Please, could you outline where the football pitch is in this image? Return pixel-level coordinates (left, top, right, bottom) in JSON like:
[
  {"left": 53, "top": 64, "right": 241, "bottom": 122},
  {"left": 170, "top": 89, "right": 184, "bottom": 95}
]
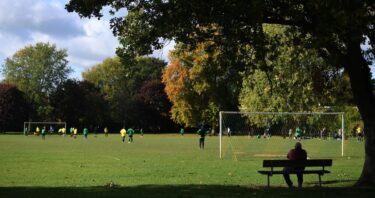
[{"left": 0, "top": 134, "right": 374, "bottom": 197}]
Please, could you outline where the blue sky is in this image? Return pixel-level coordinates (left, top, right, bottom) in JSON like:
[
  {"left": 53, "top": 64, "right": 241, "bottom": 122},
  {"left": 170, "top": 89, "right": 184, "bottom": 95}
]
[
  {"left": 0, "top": 0, "right": 373, "bottom": 80},
  {"left": 0, "top": 0, "right": 173, "bottom": 80}
]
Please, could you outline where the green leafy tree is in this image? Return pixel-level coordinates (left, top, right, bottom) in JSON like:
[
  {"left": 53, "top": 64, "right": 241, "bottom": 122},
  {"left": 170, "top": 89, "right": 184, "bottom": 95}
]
[
  {"left": 66, "top": 0, "right": 375, "bottom": 185},
  {"left": 239, "top": 25, "right": 348, "bottom": 113},
  {"left": 83, "top": 56, "right": 170, "bottom": 130},
  {"left": 82, "top": 57, "right": 124, "bottom": 101},
  {"left": 1, "top": 42, "right": 71, "bottom": 120}
]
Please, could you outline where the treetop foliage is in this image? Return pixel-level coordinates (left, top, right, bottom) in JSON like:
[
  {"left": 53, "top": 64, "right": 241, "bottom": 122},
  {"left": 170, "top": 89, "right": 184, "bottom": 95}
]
[{"left": 1, "top": 42, "right": 71, "bottom": 120}]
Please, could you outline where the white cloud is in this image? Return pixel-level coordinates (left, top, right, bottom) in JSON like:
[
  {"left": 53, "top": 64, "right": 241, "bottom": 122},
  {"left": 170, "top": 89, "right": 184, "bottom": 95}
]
[{"left": 0, "top": 0, "right": 120, "bottom": 80}]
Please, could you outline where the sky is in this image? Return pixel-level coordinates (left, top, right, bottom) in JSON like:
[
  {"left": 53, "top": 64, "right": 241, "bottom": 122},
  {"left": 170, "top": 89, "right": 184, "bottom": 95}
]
[
  {"left": 0, "top": 0, "right": 373, "bottom": 80},
  {"left": 0, "top": 0, "right": 174, "bottom": 80}
]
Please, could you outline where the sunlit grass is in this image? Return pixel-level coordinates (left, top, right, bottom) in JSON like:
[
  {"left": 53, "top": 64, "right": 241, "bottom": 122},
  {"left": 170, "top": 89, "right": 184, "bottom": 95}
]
[{"left": 0, "top": 134, "right": 365, "bottom": 188}]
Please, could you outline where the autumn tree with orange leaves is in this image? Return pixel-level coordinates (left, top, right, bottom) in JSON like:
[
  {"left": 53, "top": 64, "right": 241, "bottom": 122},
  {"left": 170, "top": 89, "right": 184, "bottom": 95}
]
[{"left": 162, "top": 43, "right": 242, "bottom": 129}]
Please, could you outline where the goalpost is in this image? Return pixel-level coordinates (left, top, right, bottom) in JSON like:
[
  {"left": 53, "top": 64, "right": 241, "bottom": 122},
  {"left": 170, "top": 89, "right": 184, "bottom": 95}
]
[
  {"left": 219, "top": 111, "right": 345, "bottom": 159},
  {"left": 24, "top": 121, "right": 67, "bottom": 134}
]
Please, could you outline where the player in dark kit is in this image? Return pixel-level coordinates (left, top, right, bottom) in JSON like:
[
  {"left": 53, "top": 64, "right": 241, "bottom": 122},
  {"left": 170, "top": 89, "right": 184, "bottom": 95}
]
[{"left": 197, "top": 125, "right": 206, "bottom": 149}]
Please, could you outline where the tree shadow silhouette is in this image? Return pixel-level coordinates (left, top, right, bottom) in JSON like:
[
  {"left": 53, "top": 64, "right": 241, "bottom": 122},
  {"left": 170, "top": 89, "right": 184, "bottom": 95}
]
[{"left": 1, "top": 185, "right": 375, "bottom": 198}]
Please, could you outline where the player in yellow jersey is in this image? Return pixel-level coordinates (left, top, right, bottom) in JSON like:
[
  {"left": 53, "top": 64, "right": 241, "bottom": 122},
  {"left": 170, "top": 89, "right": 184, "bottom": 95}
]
[
  {"left": 356, "top": 125, "right": 363, "bottom": 142},
  {"left": 104, "top": 127, "right": 109, "bottom": 137},
  {"left": 35, "top": 126, "right": 40, "bottom": 136},
  {"left": 73, "top": 127, "right": 78, "bottom": 139},
  {"left": 120, "top": 128, "right": 127, "bottom": 143}
]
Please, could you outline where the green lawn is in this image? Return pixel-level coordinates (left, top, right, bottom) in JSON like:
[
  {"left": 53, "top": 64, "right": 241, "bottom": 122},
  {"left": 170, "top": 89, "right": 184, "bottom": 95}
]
[{"left": 0, "top": 133, "right": 373, "bottom": 197}]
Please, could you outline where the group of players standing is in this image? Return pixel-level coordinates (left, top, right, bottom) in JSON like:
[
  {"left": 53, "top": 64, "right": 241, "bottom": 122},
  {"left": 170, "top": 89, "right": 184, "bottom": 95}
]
[
  {"left": 27, "top": 126, "right": 91, "bottom": 140},
  {"left": 26, "top": 124, "right": 208, "bottom": 149}
]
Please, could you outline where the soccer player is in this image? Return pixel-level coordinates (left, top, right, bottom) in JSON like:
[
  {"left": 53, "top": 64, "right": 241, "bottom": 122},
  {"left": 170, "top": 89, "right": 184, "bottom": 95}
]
[
  {"left": 62, "top": 127, "right": 66, "bottom": 137},
  {"left": 295, "top": 127, "right": 303, "bottom": 140},
  {"left": 283, "top": 142, "right": 307, "bottom": 188},
  {"left": 24, "top": 126, "right": 28, "bottom": 136},
  {"left": 120, "top": 127, "right": 127, "bottom": 142},
  {"left": 104, "top": 127, "right": 109, "bottom": 137},
  {"left": 140, "top": 128, "right": 144, "bottom": 137},
  {"left": 70, "top": 127, "right": 74, "bottom": 137},
  {"left": 73, "top": 127, "right": 78, "bottom": 139},
  {"left": 320, "top": 127, "right": 327, "bottom": 140},
  {"left": 49, "top": 125, "right": 54, "bottom": 134},
  {"left": 83, "top": 127, "right": 88, "bottom": 139},
  {"left": 288, "top": 129, "right": 293, "bottom": 139},
  {"left": 197, "top": 125, "right": 206, "bottom": 149},
  {"left": 35, "top": 126, "right": 40, "bottom": 136},
  {"left": 94, "top": 126, "right": 99, "bottom": 137},
  {"left": 41, "top": 126, "right": 46, "bottom": 140},
  {"left": 180, "top": 127, "right": 184, "bottom": 136},
  {"left": 356, "top": 125, "right": 363, "bottom": 141},
  {"left": 127, "top": 127, "right": 135, "bottom": 143}
]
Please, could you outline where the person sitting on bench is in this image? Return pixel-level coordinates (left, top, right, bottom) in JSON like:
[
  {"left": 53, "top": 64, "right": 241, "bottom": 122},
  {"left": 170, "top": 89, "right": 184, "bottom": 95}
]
[{"left": 284, "top": 142, "right": 307, "bottom": 188}]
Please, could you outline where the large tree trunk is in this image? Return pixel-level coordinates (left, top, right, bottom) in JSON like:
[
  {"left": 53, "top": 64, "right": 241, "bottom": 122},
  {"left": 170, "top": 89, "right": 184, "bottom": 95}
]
[{"left": 344, "top": 39, "right": 375, "bottom": 186}]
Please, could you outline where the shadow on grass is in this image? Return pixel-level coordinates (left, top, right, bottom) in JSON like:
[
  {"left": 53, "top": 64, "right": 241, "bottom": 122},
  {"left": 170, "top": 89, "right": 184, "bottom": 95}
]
[{"left": 1, "top": 184, "right": 375, "bottom": 198}]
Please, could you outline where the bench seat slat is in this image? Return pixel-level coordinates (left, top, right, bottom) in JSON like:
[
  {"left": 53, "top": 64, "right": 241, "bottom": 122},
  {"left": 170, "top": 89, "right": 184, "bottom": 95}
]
[
  {"left": 263, "top": 159, "right": 332, "bottom": 167},
  {"left": 258, "top": 170, "right": 330, "bottom": 175}
]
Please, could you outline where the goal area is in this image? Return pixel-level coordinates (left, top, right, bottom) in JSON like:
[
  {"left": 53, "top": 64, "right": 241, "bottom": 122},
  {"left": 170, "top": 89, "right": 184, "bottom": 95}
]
[
  {"left": 219, "top": 111, "right": 345, "bottom": 159},
  {"left": 24, "top": 121, "right": 66, "bottom": 135}
]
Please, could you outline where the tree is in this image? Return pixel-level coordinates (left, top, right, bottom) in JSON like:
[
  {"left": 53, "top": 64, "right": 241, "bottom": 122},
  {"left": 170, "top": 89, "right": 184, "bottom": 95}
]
[
  {"left": 1, "top": 42, "right": 71, "bottom": 120},
  {"left": 134, "top": 79, "right": 176, "bottom": 132},
  {"left": 0, "top": 83, "right": 30, "bottom": 132},
  {"left": 66, "top": 0, "right": 375, "bottom": 185},
  {"left": 83, "top": 56, "right": 171, "bottom": 131},
  {"left": 239, "top": 25, "right": 350, "bottom": 113},
  {"left": 82, "top": 56, "right": 124, "bottom": 102},
  {"left": 162, "top": 42, "right": 241, "bottom": 128},
  {"left": 50, "top": 80, "right": 109, "bottom": 128}
]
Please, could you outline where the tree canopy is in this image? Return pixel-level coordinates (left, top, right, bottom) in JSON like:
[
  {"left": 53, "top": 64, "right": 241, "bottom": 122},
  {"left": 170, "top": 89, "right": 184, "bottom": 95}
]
[
  {"left": 1, "top": 42, "right": 71, "bottom": 120},
  {"left": 162, "top": 42, "right": 241, "bottom": 128},
  {"left": 50, "top": 79, "right": 109, "bottom": 128},
  {"left": 83, "top": 56, "right": 175, "bottom": 131}
]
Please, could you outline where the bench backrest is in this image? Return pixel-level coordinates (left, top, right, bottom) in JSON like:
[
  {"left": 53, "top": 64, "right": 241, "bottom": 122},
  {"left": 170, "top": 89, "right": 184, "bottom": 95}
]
[{"left": 263, "top": 159, "right": 332, "bottom": 168}]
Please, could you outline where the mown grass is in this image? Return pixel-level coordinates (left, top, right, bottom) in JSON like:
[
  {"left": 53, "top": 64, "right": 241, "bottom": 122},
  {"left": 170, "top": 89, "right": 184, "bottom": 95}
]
[{"left": 0, "top": 133, "right": 371, "bottom": 197}]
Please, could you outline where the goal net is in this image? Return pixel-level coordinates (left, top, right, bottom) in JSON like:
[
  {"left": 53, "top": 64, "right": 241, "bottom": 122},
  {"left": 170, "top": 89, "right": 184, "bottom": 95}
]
[
  {"left": 24, "top": 121, "right": 66, "bottom": 135},
  {"left": 219, "top": 111, "right": 345, "bottom": 159}
]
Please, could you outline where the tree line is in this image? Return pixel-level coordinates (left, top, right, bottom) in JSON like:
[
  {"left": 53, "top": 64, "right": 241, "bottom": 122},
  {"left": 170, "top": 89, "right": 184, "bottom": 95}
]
[{"left": 0, "top": 42, "right": 176, "bottom": 133}]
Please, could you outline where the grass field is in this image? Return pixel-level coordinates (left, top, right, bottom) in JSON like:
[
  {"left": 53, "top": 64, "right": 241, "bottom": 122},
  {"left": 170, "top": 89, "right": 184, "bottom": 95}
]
[{"left": 0, "top": 133, "right": 374, "bottom": 197}]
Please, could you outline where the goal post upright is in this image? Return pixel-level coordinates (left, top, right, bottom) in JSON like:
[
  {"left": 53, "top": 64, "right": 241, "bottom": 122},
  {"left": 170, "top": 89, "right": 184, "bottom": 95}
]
[
  {"left": 219, "top": 111, "right": 345, "bottom": 158},
  {"left": 341, "top": 113, "right": 345, "bottom": 157},
  {"left": 219, "top": 111, "right": 223, "bottom": 159}
]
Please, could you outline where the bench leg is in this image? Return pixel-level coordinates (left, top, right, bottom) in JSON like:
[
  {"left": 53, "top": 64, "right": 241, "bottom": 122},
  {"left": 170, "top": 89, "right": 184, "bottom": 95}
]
[
  {"left": 267, "top": 175, "right": 270, "bottom": 187},
  {"left": 318, "top": 174, "right": 322, "bottom": 187}
]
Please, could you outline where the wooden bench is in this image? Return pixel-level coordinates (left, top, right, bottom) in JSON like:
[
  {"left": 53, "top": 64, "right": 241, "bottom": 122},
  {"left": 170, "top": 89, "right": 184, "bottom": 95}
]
[{"left": 258, "top": 159, "right": 332, "bottom": 187}]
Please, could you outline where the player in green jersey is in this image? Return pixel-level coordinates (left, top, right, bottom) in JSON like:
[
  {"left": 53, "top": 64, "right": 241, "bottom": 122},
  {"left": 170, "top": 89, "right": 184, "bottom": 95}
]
[
  {"left": 127, "top": 128, "right": 135, "bottom": 143},
  {"left": 83, "top": 127, "right": 88, "bottom": 139}
]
